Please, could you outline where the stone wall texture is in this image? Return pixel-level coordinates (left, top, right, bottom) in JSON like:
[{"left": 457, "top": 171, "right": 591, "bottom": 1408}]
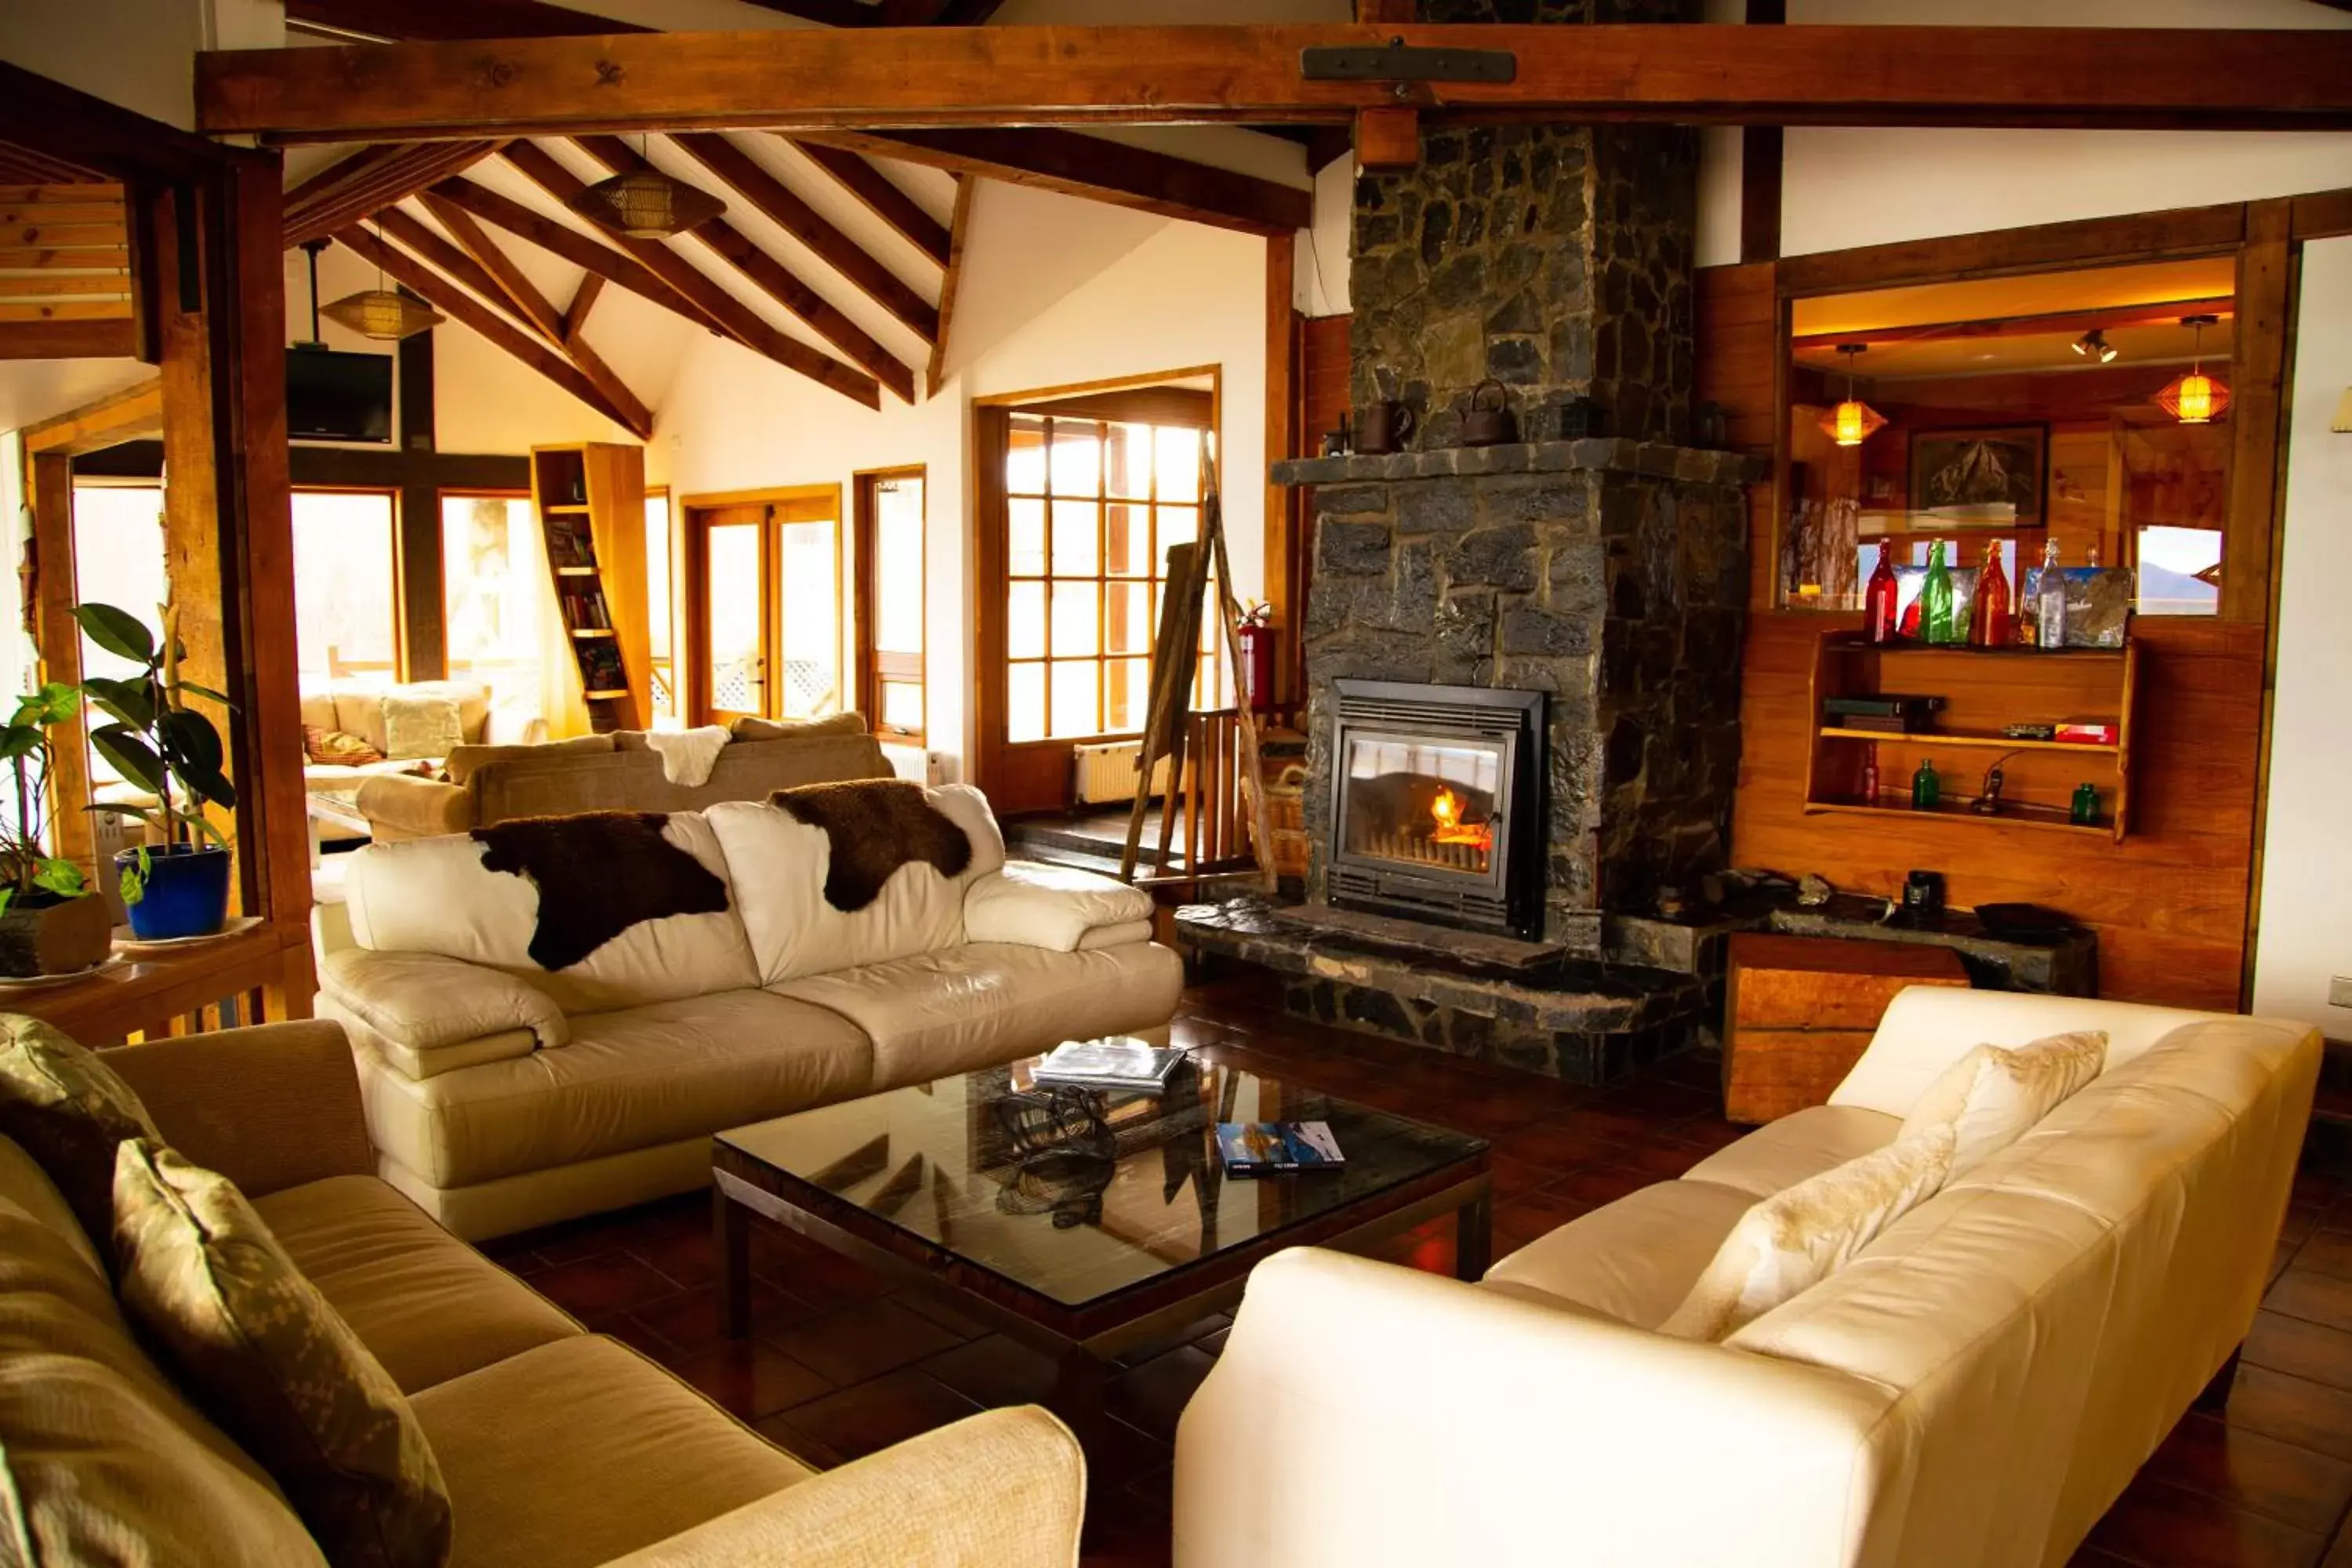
[
  {"left": 1348, "top": 3, "right": 1698, "bottom": 449},
  {"left": 1292, "top": 443, "right": 1750, "bottom": 946}
]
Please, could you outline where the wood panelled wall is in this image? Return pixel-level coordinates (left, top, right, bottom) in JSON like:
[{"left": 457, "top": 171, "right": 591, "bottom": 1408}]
[{"left": 1697, "top": 255, "right": 2268, "bottom": 1011}]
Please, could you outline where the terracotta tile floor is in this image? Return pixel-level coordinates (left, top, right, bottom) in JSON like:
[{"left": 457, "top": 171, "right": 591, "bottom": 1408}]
[{"left": 480, "top": 969, "right": 2352, "bottom": 1566}]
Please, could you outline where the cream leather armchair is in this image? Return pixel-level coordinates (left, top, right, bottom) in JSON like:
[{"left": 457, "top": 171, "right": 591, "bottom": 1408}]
[{"left": 1174, "top": 989, "right": 2322, "bottom": 1568}]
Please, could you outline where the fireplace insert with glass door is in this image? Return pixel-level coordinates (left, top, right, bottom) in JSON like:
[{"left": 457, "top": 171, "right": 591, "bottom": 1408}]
[{"left": 1324, "top": 680, "right": 1546, "bottom": 939}]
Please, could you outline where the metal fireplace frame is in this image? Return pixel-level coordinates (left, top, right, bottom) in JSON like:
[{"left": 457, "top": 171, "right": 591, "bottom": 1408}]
[{"left": 1324, "top": 678, "right": 1547, "bottom": 940}]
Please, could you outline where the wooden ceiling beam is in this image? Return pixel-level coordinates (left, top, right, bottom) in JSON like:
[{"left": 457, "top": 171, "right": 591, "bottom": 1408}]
[
  {"left": 368, "top": 206, "right": 530, "bottom": 328},
  {"left": 425, "top": 173, "right": 719, "bottom": 333},
  {"left": 415, "top": 190, "right": 653, "bottom": 435},
  {"left": 1791, "top": 296, "right": 2239, "bottom": 354},
  {"left": 0, "top": 317, "right": 136, "bottom": 358},
  {"left": 284, "top": 0, "right": 652, "bottom": 41},
  {"left": 669, "top": 132, "right": 938, "bottom": 340},
  {"left": 571, "top": 136, "right": 913, "bottom": 401},
  {"left": 334, "top": 220, "right": 646, "bottom": 435},
  {"left": 562, "top": 271, "right": 604, "bottom": 339},
  {"left": 926, "top": 175, "right": 971, "bottom": 400},
  {"left": 802, "top": 127, "right": 1310, "bottom": 236},
  {"left": 284, "top": 140, "right": 499, "bottom": 246},
  {"left": 197, "top": 24, "right": 2352, "bottom": 143},
  {"left": 789, "top": 140, "right": 950, "bottom": 264},
  {"left": 503, "top": 140, "right": 880, "bottom": 408}
]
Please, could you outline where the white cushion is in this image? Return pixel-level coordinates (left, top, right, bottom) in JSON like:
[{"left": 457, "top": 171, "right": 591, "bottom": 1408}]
[
  {"left": 706, "top": 783, "right": 1007, "bottom": 987},
  {"left": 1896, "top": 1030, "right": 2107, "bottom": 1178},
  {"left": 342, "top": 814, "right": 760, "bottom": 1012},
  {"left": 1679, "top": 1105, "right": 1902, "bottom": 1201},
  {"left": 1660, "top": 1126, "right": 1958, "bottom": 1342},
  {"left": 962, "top": 861, "right": 1156, "bottom": 952},
  {"left": 772, "top": 939, "right": 1184, "bottom": 1091},
  {"left": 1831, "top": 988, "right": 2216, "bottom": 1118}
]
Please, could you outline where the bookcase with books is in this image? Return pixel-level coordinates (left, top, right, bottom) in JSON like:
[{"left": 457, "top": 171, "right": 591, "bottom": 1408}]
[
  {"left": 531, "top": 442, "right": 652, "bottom": 734},
  {"left": 1802, "top": 629, "right": 2138, "bottom": 843}
]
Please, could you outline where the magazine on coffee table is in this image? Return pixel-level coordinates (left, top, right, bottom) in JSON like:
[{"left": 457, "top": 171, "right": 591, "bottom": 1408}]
[
  {"left": 1033, "top": 1037, "right": 1189, "bottom": 1093},
  {"left": 1216, "top": 1120, "right": 1347, "bottom": 1177}
]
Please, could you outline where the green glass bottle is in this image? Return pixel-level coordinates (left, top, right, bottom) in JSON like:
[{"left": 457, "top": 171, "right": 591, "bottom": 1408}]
[
  {"left": 1921, "top": 539, "right": 1956, "bottom": 645},
  {"left": 1911, "top": 757, "right": 1940, "bottom": 809}
]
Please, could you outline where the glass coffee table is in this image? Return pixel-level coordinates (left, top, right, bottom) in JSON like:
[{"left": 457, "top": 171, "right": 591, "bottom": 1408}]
[{"left": 713, "top": 1053, "right": 1488, "bottom": 1439}]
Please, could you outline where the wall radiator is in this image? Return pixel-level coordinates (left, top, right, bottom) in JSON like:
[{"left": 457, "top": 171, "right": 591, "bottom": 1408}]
[{"left": 1073, "top": 740, "right": 1173, "bottom": 805}]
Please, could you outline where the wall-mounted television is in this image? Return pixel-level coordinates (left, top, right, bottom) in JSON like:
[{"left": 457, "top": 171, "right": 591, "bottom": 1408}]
[{"left": 287, "top": 345, "right": 394, "bottom": 444}]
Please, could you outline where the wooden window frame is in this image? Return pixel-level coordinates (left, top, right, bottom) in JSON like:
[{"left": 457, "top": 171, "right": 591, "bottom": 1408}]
[
  {"left": 643, "top": 484, "right": 680, "bottom": 725},
  {"left": 680, "top": 483, "right": 844, "bottom": 727},
  {"left": 853, "top": 465, "right": 927, "bottom": 746}
]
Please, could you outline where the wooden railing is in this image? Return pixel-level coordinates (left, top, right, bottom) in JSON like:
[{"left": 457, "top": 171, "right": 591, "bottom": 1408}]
[{"left": 1152, "top": 707, "right": 1255, "bottom": 878}]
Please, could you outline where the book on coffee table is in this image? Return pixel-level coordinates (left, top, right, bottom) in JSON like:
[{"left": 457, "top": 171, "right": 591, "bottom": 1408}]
[
  {"left": 1217, "top": 1120, "right": 1347, "bottom": 1177},
  {"left": 1033, "top": 1037, "right": 1189, "bottom": 1093}
]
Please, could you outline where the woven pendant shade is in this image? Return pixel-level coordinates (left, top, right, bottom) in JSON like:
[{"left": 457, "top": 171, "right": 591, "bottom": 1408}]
[
  {"left": 566, "top": 168, "right": 724, "bottom": 239},
  {"left": 320, "top": 288, "right": 442, "bottom": 342}
]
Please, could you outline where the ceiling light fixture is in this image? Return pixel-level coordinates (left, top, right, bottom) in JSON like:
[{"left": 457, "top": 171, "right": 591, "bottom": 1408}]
[
  {"left": 2154, "top": 314, "right": 2230, "bottom": 426},
  {"left": 2071, "top": 328, "right": 2118, "bottom": 364},
  {"left": 1817, "top": 343, "right": 1886, "bottom": 448},
  {"left": 320, "top": 222, "right": 444, "bottom": 342},
  {"left": 564, "top": 136, "right": 724, "bottom": 240}
]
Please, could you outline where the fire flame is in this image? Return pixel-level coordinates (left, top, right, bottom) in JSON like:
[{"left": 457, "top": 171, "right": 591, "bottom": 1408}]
[{"left": 1428, "top": 787, "right": 1493, "bottom": 851}]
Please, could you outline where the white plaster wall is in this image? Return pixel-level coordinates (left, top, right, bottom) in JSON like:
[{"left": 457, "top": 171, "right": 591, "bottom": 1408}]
[
  {"left": 2252, "top": 238, "right": 2352, "bottom": 1036},
  {"left": 658, "top": 180, "right": 1272, "bottom": 779}
]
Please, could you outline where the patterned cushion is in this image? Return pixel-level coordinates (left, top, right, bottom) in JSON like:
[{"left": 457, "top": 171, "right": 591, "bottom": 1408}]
[
  {"left": 380, "top": 695, "right": 463, "bottom": 764},
  {"left": 111, "top": 1139, "right": 452, "bottom": 1568},
  {"left": 307, "top": 725, "right": 388, "bottom": 767},
  {"left": 0, "top": 1013, "right": 158, "bottom": 1255}
]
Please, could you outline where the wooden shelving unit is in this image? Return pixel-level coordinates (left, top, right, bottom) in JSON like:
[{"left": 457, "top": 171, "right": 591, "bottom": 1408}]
[
  {"left": 530, "top": 442, "right": 652, "bottom": 734},
  {"left": 1802, "top": 630, "right": 2139, "bottom": 843}
]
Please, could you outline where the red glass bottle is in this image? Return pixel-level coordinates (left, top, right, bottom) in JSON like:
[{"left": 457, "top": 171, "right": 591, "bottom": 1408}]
[
  {"left": 1969, "top": 542, "right": 2013, "bottom": 648},
  {"left": 1864, "top": 539, "right": 1900, "bottom": 644}
]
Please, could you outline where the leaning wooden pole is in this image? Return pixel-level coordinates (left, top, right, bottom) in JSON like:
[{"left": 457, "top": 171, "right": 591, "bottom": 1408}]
[{"left": 1200, "top": 452, "right": 1279, "bottom": 894}]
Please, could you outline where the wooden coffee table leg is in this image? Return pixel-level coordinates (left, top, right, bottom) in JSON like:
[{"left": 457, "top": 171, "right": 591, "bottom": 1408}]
[
  {"left": 1455, "top": 1185, "right": 1493, "bottom": 1282},
  {"left": 716, "top": 1185, "right": 752, "bottom": 1338}
]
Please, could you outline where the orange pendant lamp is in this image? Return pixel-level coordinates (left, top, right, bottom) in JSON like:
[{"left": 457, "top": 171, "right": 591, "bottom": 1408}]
[
  {"left": 1817, "top": 343, "right": 1886, "bottom": 448},
  {"left": 2156, "top": 314, "right": 2230, "bottom": 426}
]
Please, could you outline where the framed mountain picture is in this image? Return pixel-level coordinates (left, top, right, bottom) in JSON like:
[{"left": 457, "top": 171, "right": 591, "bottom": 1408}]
[{"left": 1908, "top": 425, "right": 2048, "bottom": 528}]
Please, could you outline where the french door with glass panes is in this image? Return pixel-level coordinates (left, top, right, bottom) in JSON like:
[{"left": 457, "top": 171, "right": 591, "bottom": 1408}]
[
  {"left": 684, "top": 486, "right": 842, "bottom": 727},
  {"left": 975, "top": 401, "right": 1226, "bottom": 811}
]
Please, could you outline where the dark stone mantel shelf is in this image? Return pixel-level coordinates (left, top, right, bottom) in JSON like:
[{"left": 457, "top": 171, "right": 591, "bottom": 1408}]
[{"left": 1270, "top": 438, "right": 1765, "bottom": 492}]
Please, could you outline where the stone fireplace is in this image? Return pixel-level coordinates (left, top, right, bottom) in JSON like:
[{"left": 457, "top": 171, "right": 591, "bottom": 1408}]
[{"left": 1176, "top": 0, "right": 1765, "bottom": 1082}]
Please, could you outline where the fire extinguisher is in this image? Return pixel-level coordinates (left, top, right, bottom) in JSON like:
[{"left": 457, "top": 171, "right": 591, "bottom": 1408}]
[{"left": 1235, "top": 603, "right": 1276, "bottom": 713}]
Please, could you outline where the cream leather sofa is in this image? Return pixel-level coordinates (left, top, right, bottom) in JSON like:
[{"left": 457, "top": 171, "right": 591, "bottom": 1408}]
[
  {"left": 1174, "top": 989, "right": 2322, "bottom": 1568},
  {"left": 0, "top": 1021, "right": 1083, "bottom": 1567},
  {"left": 312, "top": 783, "right": 1184, "bottom": 1240}
]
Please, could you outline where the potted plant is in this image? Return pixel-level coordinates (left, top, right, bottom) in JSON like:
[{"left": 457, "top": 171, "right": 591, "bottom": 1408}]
[
  {"left": 75, "top": 601, "right": 238, "bottom": 941},
  {"left": 0, "top": 683, "right": 107, "bottom": 977}
]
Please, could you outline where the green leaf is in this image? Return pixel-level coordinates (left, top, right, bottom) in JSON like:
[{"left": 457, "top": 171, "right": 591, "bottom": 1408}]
[
  {"left": 31, "top": 860, "right": 85, "bottom": 898},
  {"left": 79, "top": 677, "right": 155, "bottom": 731},
  {"left": 118, "top": 866, "right": 143, "bottom": 907},
  {"left": 160, "top": 709, "right": 225, "bottom": 780},
  {"left": 0, "top": 726, "right": 43, "bottom": 761},
  {"left": 74, "top": 604, "right": 156, "bottom": 666},
  {"left": 85, "top": 803, "right": 162, "bottom": 833},
  {"left": 178, "top": 812, "right": 230, "bottom": 850},
  {"left": 0, "top": 887, "right": 13, "bottom": 918},
  {"left": 88, "top": 725, "right": 165, "bottom": 796},
  {"left": 28, "top": 683, "right": 81, "bottom": 726},
  {"left": 176, "top": 682, "right": 235, "bottom": 709}
]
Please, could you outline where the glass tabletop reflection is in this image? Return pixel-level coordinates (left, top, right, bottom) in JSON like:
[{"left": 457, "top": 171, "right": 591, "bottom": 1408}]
[{"left": 718, "top": 1055, "right": 1486, "bottom": 1311}]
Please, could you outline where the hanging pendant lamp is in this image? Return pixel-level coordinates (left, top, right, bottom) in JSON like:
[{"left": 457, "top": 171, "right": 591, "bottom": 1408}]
[
  {"left": 2155, "top": 314, "right": 2230, "bottom": 426},
  {"left": 565, "top": 136, "right": 724, "bottom": 239},
  {"left": 1817, "top": 343, "right": 1886, "bottom": 448},
  {"left": 321, "top": 222, "right": 443, "bottom": 342}
]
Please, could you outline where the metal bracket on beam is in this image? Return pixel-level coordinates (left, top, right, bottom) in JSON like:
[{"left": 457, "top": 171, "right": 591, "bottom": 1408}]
[{"left": 1301, "top": 40, "right": 1517, "bottom": 84}]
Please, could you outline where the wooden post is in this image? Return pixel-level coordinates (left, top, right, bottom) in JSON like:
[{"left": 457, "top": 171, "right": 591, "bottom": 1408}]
[
  {"left": 1263, "top": 232, "right": 1298, "bottom": 707},
  {"left": 21, "top": 448, "right": 93, "bottom": 875}
]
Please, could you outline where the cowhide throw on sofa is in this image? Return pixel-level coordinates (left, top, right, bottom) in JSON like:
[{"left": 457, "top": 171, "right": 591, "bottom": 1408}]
[
  {"left": 771, "top": 779, "right": 972, "bottom": 913},
  {"left": 473, "top": 812, "right": 730, "bottom": 970}
]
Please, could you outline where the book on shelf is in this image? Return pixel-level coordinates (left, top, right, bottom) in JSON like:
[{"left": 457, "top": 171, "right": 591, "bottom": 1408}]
[
  {"left": 1033, "top": 1037, "right": 1189, "bottom": 1093},
  {"left": 544, "top": 517, "right": 596, "bottom": 568},
  {"left": 564, "top": 588, "right": 612, "bottom": 630},
  {"left": 1217, "top": 1121, "right": 1345, "bottom": 1177},
  {"left": 575, "top": 640, "right": 626, "bottom": 693}
]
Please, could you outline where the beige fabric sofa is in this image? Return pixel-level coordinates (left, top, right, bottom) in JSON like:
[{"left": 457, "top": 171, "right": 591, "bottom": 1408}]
[
  {"left": 356, "top": 713, "right": 891, "bottom": 842},
  {"left": 1174, "top": 988, "right": 2322, "bottom": 1568},
  {"left": 314, "top": 782, "right": 1184, "bottom": 1240},
  {"left": 300, "top": 679, "right": 539, "bottom": 807},
  {"left": 0, "top": 1020, "right": 1083, "bottom": 1567}
]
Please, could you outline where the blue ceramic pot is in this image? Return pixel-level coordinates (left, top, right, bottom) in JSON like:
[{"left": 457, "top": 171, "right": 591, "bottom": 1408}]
[{"left": 116, "top": 844, "right": 232, "bottom": 941}]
